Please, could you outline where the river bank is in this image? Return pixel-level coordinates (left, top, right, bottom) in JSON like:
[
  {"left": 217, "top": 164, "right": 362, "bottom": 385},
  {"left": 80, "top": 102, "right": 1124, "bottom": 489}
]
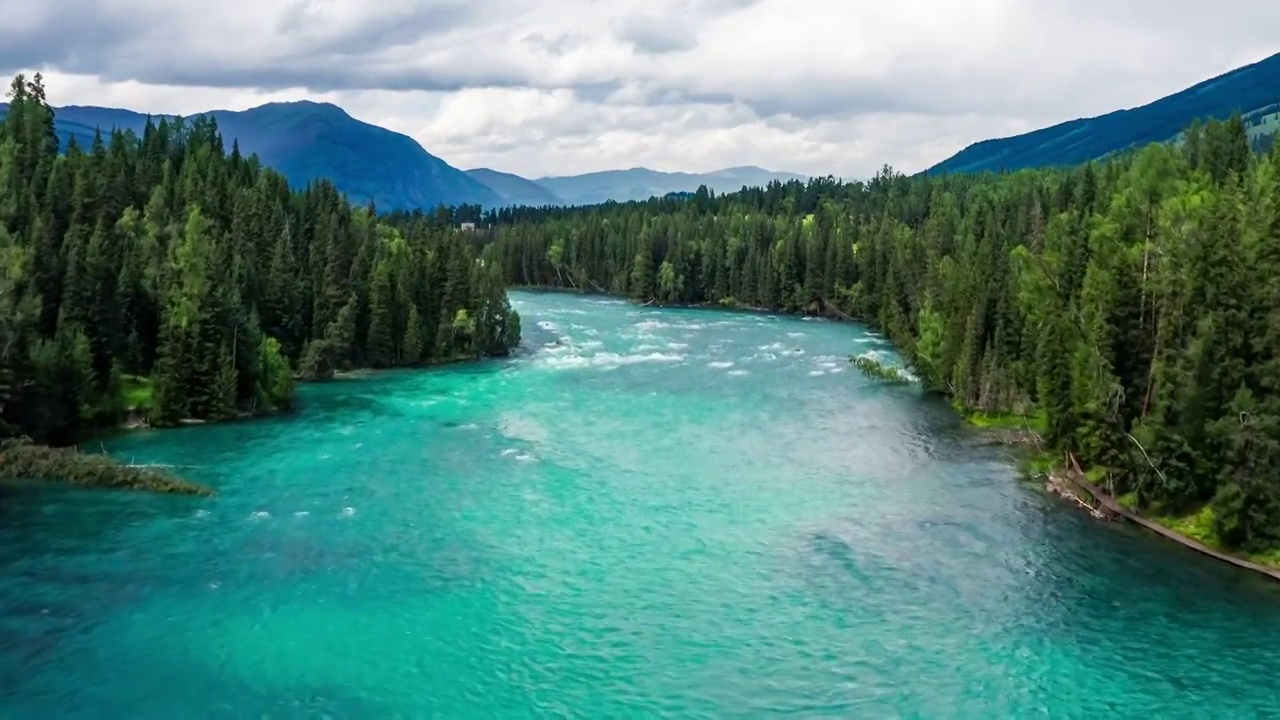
[
  {"left": 931, "top": 397, "right": 1280, "bottom": 582},
  {"left": 1067, "top": 467, "right": 1280, "bottom": 581},
  {"left": 1023, "top": 449, "right": 1280, "bottom": 581}
]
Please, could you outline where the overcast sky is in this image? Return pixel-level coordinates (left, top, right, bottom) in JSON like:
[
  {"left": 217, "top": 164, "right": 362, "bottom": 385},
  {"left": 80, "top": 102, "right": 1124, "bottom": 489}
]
[{"left": 2, "top": 0, "right": 1277, "bottom": 178}]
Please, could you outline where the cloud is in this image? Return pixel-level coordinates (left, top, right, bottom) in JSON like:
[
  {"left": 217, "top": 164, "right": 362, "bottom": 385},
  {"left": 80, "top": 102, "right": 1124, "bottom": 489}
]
[
  {"left": 2, "top": 0, "right": 1278, "bottom": 179},
  {"left": 614, "top": 15, "right": 699, "bottom": 55},
  {"left": 275, "top": 0, "right": 478, "bottom": 55}
]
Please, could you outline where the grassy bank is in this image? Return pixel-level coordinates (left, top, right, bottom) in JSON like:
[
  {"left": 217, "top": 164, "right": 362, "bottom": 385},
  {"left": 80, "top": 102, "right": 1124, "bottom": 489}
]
[
  {"left": 120, "top": 374, "right": 154, "bottom": 414},
  {"left": 960, "top": 407, "right": 1049, "bottom": 435}
]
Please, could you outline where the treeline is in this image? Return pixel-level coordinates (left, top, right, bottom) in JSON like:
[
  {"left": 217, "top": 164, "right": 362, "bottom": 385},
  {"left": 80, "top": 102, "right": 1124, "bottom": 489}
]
[
  {"left": 486, "top": 116, "right": 1280, "bottom": 553},
  {"left": 0, "top": 74, "right": 519, "bottom": 444}
]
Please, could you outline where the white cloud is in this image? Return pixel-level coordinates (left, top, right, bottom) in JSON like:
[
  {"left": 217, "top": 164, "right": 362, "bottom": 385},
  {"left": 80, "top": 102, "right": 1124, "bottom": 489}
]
[{"left": 4, "top": 0, "right": 1278, "bottom": 178}]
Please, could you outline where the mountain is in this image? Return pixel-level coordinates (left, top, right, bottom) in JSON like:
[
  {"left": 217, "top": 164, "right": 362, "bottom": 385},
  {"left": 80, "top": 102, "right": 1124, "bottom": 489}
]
[
  {"left": 6, "top": 98, "right": 809, "bottom": 209},
  {"left": 930, "top": 52, "right": 1280, "bottom": 174},
  {"left": 1, "top": 101, "right": 502, "bottom": 211},
  {"left": 533, "top": 165, "right": 810, "bottom": 206},
  {"left": 466, "top": 168, "right": 564, "bottom": 207}
]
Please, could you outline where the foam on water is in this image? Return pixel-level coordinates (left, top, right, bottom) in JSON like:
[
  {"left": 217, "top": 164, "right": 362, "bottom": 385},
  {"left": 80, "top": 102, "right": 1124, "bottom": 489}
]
[{"left": 539, "top": 351, "right": 686, "bottom": 370}]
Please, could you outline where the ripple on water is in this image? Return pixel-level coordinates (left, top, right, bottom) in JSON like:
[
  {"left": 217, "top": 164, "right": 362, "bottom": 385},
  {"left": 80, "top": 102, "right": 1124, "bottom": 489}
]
[{"left": 3, "top": 291, "right": 1280, "bottom": 717}]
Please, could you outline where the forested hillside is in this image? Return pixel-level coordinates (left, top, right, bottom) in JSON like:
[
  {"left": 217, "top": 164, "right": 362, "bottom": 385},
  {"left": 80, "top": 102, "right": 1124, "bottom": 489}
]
[
  {"left": 930, "top": 52, "right": 1280, "bottom": 174},
  {"left": 487, "top": 116, "right": 1280, "bottom": 555},
  {"left": 0, "top": 74, "right": 520, "bottom": 445}
]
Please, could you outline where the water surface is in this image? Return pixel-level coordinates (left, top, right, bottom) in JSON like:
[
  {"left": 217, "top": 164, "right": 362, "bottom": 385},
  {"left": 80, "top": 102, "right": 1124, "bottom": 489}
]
[{"left": 4, "top": 291, "right": 1280, "bottom": 718}]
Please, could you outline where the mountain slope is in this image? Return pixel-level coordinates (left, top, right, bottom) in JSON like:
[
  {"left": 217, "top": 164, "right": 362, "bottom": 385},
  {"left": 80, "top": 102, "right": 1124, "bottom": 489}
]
[
  {"left": 930, "top": 52, "right": 1280, "bottom": 174},
  {"left": 210, "top": 102, "right": 501, "bottom": 210},
  {"left": 534, "top": 165, "right": 809, "bottom": 206},
  {"left": 1, "top": 101, "right": 501, "bottom": 211},
  {"left": 466, "top": 168, "right": 564, "bottom": 207}
]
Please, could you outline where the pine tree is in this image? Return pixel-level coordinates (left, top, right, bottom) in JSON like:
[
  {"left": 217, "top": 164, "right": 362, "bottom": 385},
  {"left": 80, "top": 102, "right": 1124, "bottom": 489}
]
[
  {"left": 366, "top": 260, "right": 396, "bottom": 367},
  {"left": 402, "top": 305, "right": 424, "bottom": 365}
]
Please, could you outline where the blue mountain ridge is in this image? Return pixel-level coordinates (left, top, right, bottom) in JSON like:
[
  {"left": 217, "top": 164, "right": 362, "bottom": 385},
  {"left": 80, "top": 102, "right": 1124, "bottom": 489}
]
[
  {"left": 930, "top": 51, "right": 1280, "bottom": 174},
  {"left": 0, "top": 101, "right": 502, "bottom": 211},
  {"left": 464, "top": 168, "right": 564, "bottom": 207}
]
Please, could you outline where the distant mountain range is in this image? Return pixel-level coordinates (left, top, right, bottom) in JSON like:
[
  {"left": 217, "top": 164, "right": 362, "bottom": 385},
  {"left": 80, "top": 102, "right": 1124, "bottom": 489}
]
[
  {"left": 464, "top": 168, "right": 563, "bottom": 207},
  {"left": 467, "top": 165, "right": 808, "bottom": 207},
  {"left": 0, "top": 100, "right": 807, "bottom": 210},
  {"left": 930, "top": 52, "right": 1280, "bottom": 174},
  {"left": 522, "top": 166, "right": 810, "bottom": 206}
]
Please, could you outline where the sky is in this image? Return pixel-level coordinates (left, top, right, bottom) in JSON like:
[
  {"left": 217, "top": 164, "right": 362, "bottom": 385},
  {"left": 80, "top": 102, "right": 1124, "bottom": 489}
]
[{"left": 2, "top": 0, "right": 1278, "bottom": 179}]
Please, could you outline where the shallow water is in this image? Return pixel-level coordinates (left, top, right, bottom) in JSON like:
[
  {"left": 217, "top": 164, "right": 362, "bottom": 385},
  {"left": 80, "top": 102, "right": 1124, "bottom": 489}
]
[{"left": 4, "top": 291, "right": 1280, "bottom": 718}]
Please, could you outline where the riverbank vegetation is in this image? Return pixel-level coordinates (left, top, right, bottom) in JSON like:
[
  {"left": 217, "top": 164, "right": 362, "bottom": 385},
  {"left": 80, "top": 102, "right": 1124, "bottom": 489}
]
[
  {"left": 0, "top": 74, "right": 520, "bottom": 451},
  {"left": 483, "top": 115, "right": 1280, "bottom": 559},
  {"left": 849, "top": 355, "right": 914, "bottom": 384}
]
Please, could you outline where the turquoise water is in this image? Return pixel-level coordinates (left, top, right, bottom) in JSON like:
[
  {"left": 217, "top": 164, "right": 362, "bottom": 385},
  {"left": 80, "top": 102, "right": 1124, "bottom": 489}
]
[{"left": 4, "top": 291, "right": 1280, "bottom": 718}]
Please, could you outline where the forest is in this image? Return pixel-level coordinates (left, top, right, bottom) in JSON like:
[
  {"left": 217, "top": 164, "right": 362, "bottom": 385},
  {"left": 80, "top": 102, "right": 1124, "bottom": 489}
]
[
  {"left": 0, "top": 74, "right": 520, "bottom": 446},
  {"left": 484, "top": 115, "right": 1280, "bottom": 556}
]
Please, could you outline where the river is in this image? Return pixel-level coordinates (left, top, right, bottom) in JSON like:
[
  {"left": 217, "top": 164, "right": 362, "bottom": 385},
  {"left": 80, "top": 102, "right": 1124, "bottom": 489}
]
[{"left": 3, "top": 291, "right": 1280, "bottom": 717}]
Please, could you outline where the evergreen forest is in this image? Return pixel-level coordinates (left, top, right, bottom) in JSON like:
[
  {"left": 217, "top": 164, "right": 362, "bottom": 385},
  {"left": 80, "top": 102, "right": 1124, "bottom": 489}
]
[
  {"left": 486, "top": 115, "right": 1280, "bottom": 555},
  {"left": 0, "top": 74, "right": 520, "bottom": 446}
]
